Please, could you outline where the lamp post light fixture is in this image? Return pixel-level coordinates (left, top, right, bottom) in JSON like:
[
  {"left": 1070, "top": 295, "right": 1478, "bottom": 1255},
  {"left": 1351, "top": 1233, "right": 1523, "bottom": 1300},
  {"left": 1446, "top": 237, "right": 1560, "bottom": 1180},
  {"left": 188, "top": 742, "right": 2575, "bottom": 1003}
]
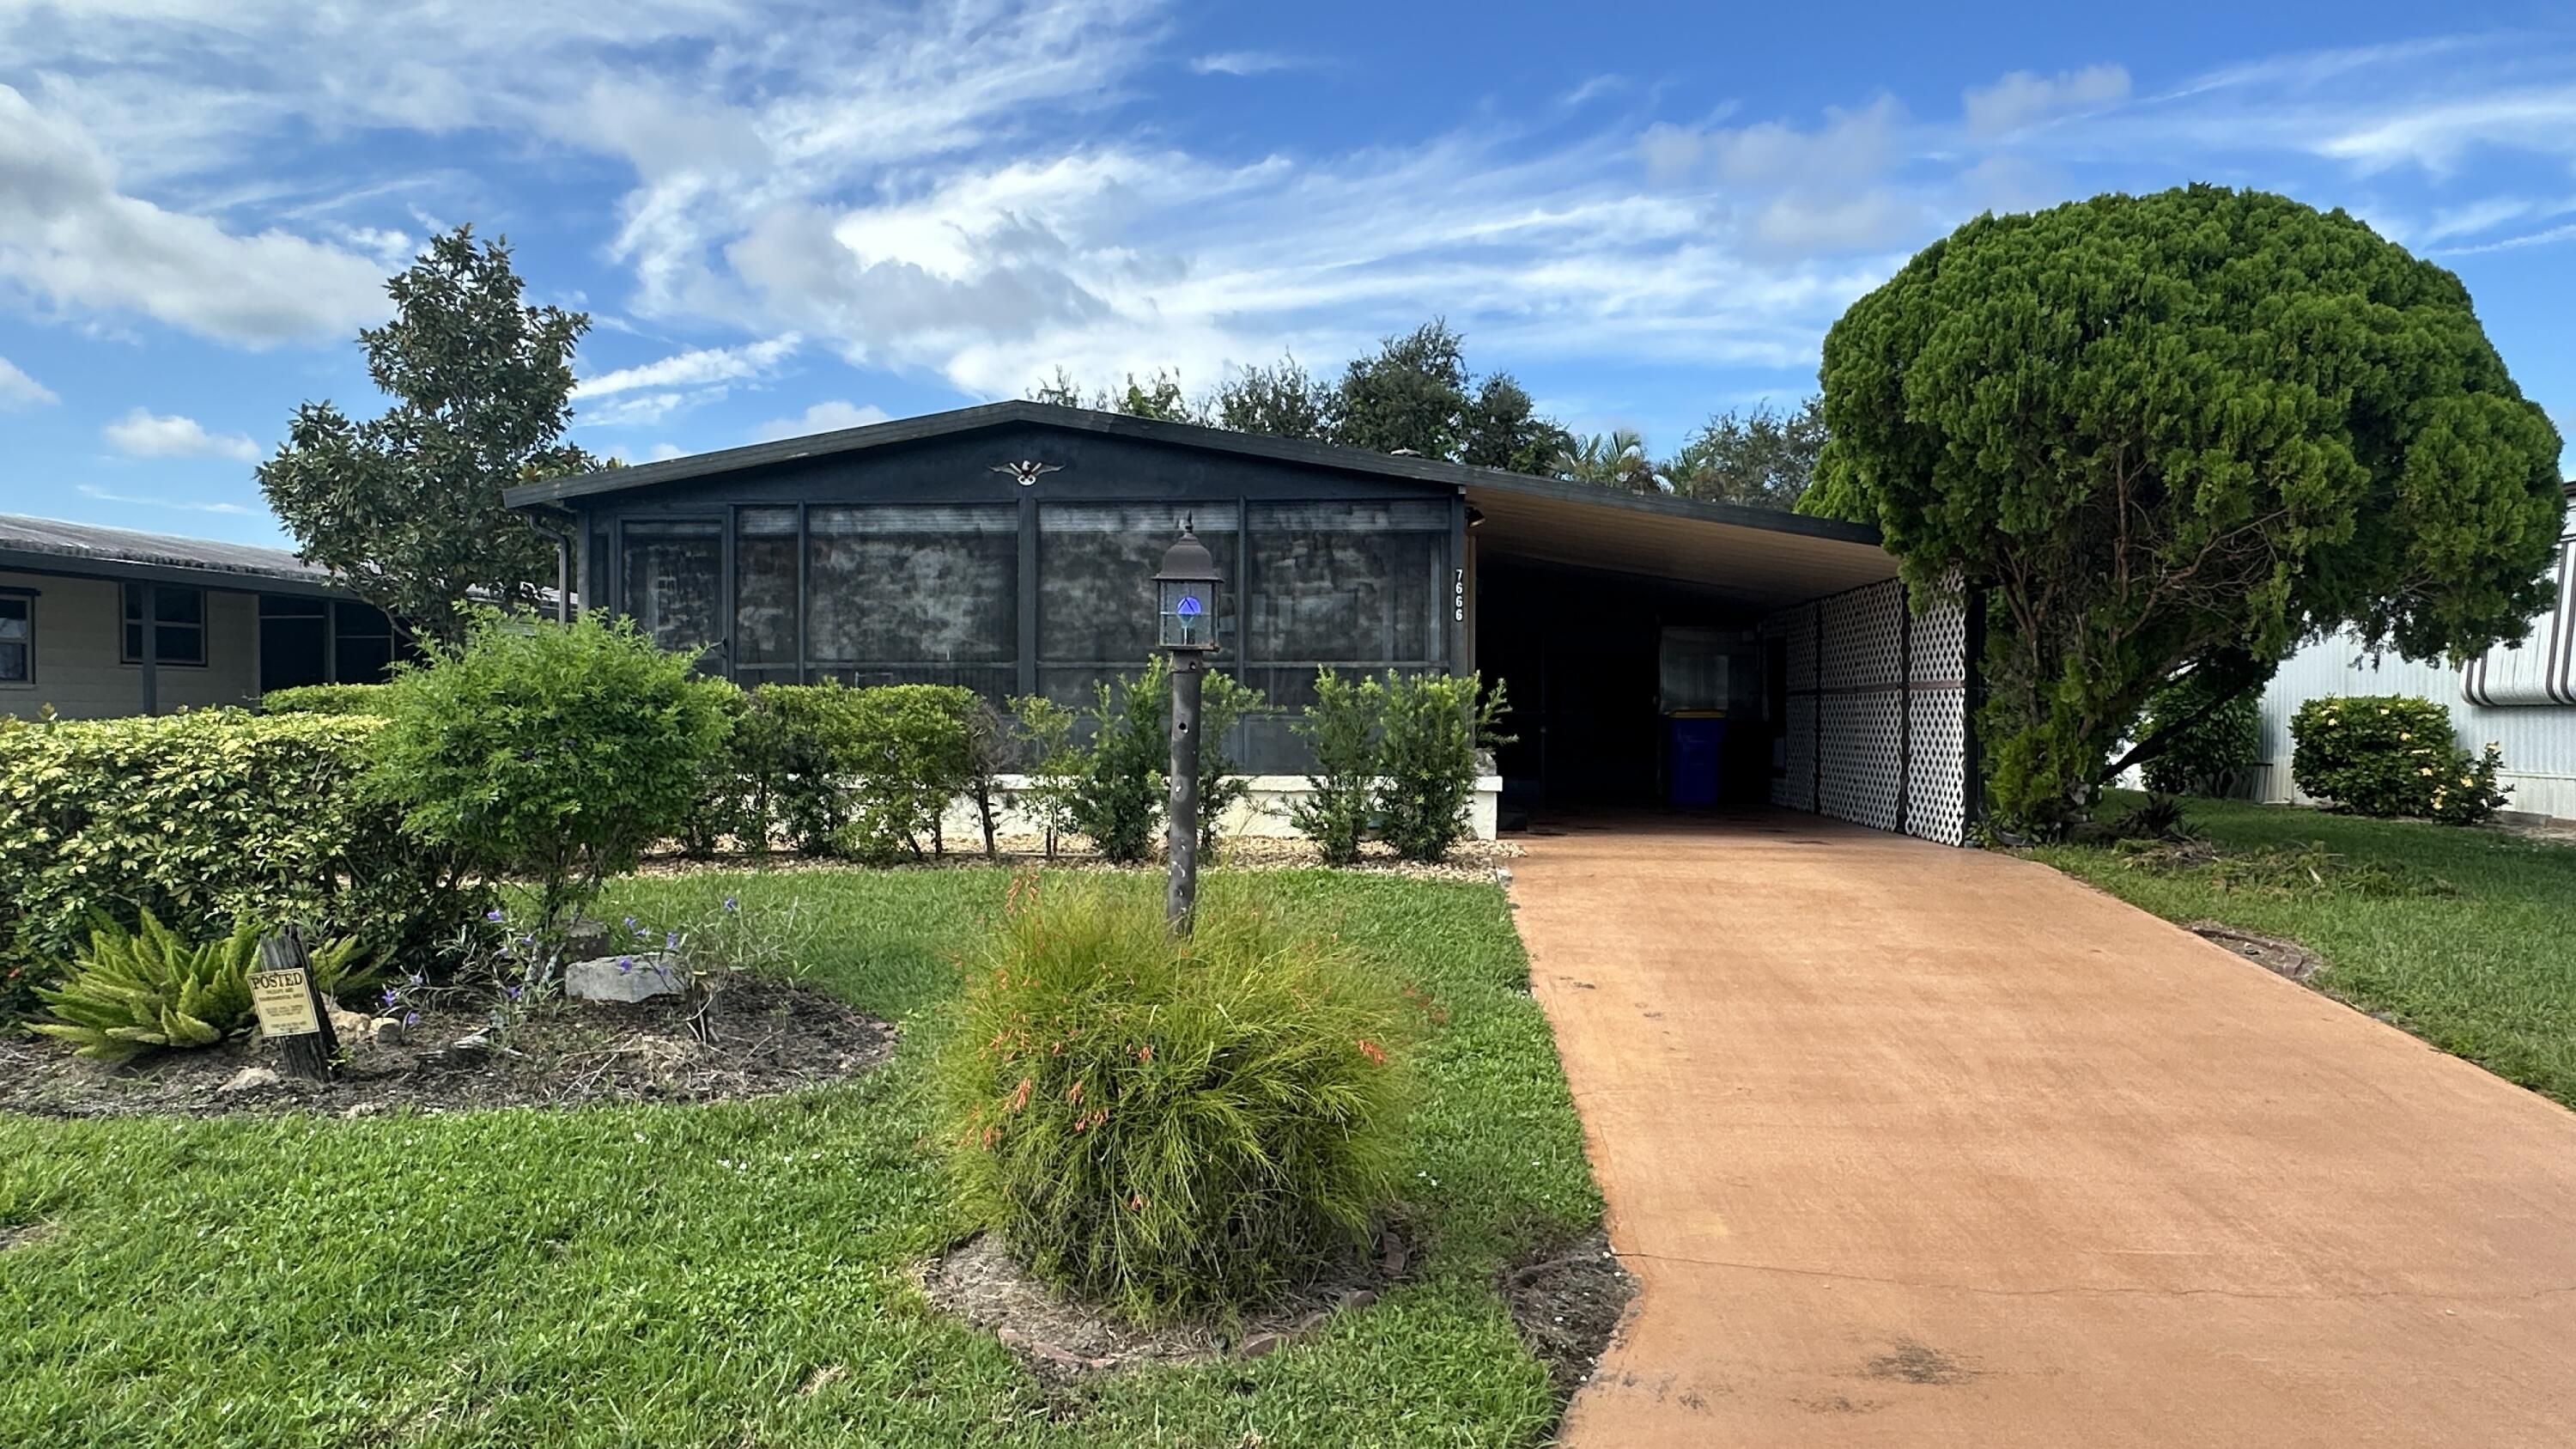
[{"left": 1155, "top": 521, "right": 1224, "bottom": 933}]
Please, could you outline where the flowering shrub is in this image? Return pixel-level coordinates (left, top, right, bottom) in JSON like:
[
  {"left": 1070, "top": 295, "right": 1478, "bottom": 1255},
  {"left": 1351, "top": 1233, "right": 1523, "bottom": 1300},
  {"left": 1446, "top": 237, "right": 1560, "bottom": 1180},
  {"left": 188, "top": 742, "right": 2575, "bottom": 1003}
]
[
  {"left": 0, "top": 709, "right": 482, "bottom": 1021},
  {"left": 934, "top": 876, "right": 1411, "bottom": 1321},
  {"left": 2290, "top": 695, "right": 2511, "bottom": 825}
]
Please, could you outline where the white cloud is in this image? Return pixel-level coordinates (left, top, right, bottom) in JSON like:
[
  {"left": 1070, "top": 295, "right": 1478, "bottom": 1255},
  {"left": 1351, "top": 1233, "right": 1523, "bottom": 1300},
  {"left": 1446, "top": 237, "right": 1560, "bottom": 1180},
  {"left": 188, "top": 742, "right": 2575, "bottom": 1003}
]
[
  {"left": 2316, "top": 88, "right": 2576, "bottom": 174},
  {"left": 0, "top": 355, "right": 57, "bottom": 407},
  {"left": 75, "top": 482, "right": 256, "bottom": 515},
  {"left": 1962, "top": 64, "right": 2131, "bottom": 137},
  {"left": 645, "top": 441, "right": 689, "bottom": 461},
  {"left": 1190, "top": 51, "right": 1303, "bottom": 77},
  {"left": 0, "top": 84, "right": 386, "bottom": 346},
  {"left": 579, "top": 334, "right": 800, "bottom": 399},
  {"left": 102, "top": 407, "right": 261, "bottom": 462},
  {"left": 1647, "top": 95, "right": 1906, "bottom": 187},
  {"left": 750, "top": 399, "right": 889, "bottom": 441}
]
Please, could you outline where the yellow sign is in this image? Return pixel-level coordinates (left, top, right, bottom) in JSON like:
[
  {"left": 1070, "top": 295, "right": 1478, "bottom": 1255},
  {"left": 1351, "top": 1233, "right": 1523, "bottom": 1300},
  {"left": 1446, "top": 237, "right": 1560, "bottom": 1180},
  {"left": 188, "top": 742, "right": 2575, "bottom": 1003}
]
[{"left": 248, "top": 968, "right": 322, "bottom": 1038}]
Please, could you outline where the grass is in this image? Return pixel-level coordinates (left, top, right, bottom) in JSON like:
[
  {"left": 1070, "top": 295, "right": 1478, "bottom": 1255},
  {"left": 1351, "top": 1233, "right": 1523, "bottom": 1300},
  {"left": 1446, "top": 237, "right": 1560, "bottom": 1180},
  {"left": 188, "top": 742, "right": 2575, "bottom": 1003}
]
[
  {"left": 2028, "top": 791, "right": 2576, "bottom": 1108},
  {"left": 0, "top": 868, "right": 1601, "bottom": 1448}
]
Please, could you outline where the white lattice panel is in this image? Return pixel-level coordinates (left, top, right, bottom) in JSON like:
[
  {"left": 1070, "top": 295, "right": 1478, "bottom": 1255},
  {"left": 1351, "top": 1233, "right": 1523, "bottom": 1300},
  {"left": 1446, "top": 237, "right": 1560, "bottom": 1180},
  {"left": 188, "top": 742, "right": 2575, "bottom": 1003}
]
[
  {"left": 1906, "top": 687, "right": 1969, "bottom": 845},
  {"left": 1777, "top": 696, "right": 1816, "bottom": 811},
  {"left": 1821, "top": 581, "right": 1905, "bottom": 690},
  {"left": 1910, "top": 594, "right": 1970, "bottom": 687},
  {"left": 1818, "top": 689, "right": 1905, "bottom": 830},
  {"left": 1781, "top": 604, "right": 1818, "bottom": 691}
]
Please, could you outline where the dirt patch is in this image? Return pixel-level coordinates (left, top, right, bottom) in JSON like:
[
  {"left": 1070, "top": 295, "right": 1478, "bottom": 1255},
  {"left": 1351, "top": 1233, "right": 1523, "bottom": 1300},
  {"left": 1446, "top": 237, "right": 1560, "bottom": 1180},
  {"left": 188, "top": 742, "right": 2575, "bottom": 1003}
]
[
  {"left": 0, "top": 975, "right": 892, "bottom": 1119},
  {"left": 1862, "top": 1336, "right": 1977, "bottom": 1387},
  {"left": 1502, "top": 1231, "right": 1637, "bottom": 1399},
  {"left": 919, "top": 1227, "right": 1411, "bottom": 1379},
  {"left": 2186, "top": 922, "right": 2325, "bottom": 983},
  {"left": 0, "top": 1221, "right": 53, "bottom": 1251}
]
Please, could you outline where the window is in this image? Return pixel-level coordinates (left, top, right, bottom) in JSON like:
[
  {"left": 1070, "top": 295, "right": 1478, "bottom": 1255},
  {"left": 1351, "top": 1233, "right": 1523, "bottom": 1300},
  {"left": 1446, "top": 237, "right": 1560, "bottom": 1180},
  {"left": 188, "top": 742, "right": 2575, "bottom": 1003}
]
[
  {"left": 0, "top": 595, "right": 28, "bottom": 684},
  {"left": 735, "top": 507, "right": 800, "bottom": 685},
  {"left": 332, "top": 602, "right": 397, "bottom": 683},
  {"left": 620, "top": 520, "right": 724, "bottom": 661},
  {"left": 1038, "top": 503, "right": 1238, "bottom": 706},
  {"left": 122, "top": 584, "right": 206, "bottom": 666},
  {"left": 806, "top": 504, "right": 1018, "bottom": 699}
]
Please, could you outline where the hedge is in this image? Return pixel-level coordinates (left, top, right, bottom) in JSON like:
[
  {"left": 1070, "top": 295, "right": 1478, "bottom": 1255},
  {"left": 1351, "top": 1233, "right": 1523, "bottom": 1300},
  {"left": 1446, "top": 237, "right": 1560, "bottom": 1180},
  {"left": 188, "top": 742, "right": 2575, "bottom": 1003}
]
[
  {"left": 2289, "top": 695, "right": 2510, "bottom": 825},
  {"left": 0, "top": 709, "right": 483, "bottom": 1018},
  {"left": 261, "top": 683, "right": 396, "bottom": 717}
]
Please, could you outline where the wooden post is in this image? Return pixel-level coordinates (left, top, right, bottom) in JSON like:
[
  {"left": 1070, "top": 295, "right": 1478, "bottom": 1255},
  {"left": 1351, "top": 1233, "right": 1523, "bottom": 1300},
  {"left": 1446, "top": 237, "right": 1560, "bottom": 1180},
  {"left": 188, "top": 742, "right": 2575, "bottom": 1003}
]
[
  {"left": 252, "top": 928, "right": 339, "bottom": 1080},
  {"left": 1166, "top": 654, "right": 1203, "bottom": 935}
]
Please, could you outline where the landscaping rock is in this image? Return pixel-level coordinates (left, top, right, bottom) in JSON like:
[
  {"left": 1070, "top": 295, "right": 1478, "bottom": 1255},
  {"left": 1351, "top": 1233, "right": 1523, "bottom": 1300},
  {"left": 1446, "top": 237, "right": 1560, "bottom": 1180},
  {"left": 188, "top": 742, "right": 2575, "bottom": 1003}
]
[
  {"left": 443, "top": 1032, "right": 493, "bottom": 1063},
  {"left": 564, "top": 953, "right": 690, "bottom": 1003},
  {"left": 217, "top": 1066, "right": 282, "bottom": 1096},
  {"left": 1237, "top": 1332, "right": 1285, "bottom": 1359}
]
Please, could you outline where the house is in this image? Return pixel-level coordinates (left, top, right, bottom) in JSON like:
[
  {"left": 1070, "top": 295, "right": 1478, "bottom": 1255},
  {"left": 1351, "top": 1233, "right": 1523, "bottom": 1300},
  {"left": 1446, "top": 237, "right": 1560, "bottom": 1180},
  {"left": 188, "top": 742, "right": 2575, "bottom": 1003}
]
[
  {"left": 0, "top": 514, "right": 403, "bottom": 721},
  {"left": 2239, "top": 481, "right": 2576, "bottom": 822},
  {"left": 504, "top": 402, "right": 1978, "bottom": 844}
]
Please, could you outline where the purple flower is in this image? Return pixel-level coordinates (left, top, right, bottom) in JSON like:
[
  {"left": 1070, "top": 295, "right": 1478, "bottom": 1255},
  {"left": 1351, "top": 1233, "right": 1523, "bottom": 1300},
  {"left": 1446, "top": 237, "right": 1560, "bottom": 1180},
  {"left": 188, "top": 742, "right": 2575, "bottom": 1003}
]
[
  {"left": 506, "top": 985, "right": 522, "bottom": 1002},
  {"left": 722, "top": 897, "right": 738, "bottom": 912},
  {"left": 485, "top": 909, "right": 506, "bottom": 923},
  {"left": 380, "top": 987, "right": 399, "bottom": 1008},
  {"left": 403, "top": 1011, "right": 420, "bottom": 1028},
  {"left": 664, "top": 930, "right": 679, "bottom": 951},
  {"left": 617, "top": 956, "right": 635, "bottom": 974}
]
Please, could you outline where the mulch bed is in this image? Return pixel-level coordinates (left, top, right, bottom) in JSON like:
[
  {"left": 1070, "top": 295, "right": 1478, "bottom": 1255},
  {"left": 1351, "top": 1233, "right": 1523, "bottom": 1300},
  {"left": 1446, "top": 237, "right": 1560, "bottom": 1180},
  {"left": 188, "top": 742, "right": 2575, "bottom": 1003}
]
[
  {"left": 0, "top": 975, "right": 893, "bottom": 1119},
  {"left": 1501, "top": 1231, "right": 1637, "bottom": 1399}
]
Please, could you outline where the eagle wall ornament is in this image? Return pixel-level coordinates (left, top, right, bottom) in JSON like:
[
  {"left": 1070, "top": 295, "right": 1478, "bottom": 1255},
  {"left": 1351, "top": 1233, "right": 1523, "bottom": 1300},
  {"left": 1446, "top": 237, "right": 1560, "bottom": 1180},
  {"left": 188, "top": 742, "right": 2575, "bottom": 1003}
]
[{"left": 991, "top": 460, "right": 1063, "bottom": 487}]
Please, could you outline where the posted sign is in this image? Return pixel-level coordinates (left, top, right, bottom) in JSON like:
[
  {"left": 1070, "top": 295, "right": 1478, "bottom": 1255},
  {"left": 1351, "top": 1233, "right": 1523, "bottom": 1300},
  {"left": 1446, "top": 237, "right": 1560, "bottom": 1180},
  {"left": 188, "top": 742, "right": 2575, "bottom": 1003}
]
[{"left": 249, "top": 968, "right": 323, "bottom": 1038}]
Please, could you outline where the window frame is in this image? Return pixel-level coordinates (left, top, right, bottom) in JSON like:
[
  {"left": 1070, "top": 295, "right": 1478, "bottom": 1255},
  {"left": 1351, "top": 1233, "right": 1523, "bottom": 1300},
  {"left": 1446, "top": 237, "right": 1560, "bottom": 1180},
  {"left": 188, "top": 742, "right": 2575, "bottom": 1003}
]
[
  {"left": 0, "top": 591, "right": 32, "bottom": 687},
  {"left": 120, "top": 583, "right": 209, "bottom": 668}
]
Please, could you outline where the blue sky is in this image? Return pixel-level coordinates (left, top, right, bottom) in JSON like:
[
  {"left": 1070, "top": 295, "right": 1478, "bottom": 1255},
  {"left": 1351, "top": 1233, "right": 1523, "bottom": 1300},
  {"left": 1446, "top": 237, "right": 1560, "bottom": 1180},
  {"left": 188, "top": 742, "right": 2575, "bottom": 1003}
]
[{"left": 2, "top": 0, "right": 2573, "bottom": 547}]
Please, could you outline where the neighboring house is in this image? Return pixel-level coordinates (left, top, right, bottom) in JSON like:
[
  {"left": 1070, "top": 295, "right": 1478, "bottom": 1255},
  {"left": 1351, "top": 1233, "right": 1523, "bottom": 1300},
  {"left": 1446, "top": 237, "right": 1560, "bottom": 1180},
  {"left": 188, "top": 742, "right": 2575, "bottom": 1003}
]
[
  {"left": 0, "top": 514, "right": 402, "bottom": 721},
  {"left": 506, "top": 401, "right": 1980, "bottom": 845},
  {"left": 2245, "top": 481, "right": 2576, "bottom": 822}
]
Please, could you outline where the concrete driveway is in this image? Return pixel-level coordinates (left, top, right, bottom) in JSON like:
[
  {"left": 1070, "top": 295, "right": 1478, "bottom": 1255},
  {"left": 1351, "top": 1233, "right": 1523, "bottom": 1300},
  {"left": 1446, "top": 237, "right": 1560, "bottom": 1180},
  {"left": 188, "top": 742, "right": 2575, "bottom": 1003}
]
[{"left": 1511, "top": 815, "right": 2576, "bottom": 1447}]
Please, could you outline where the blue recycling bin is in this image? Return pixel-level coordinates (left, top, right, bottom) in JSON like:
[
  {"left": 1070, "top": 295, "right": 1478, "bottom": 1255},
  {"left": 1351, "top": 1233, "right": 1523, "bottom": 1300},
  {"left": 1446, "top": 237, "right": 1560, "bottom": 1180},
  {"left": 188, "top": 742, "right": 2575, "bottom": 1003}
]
[{"left": 1667, "top": 713, "right": 1727, "bottom": 807}]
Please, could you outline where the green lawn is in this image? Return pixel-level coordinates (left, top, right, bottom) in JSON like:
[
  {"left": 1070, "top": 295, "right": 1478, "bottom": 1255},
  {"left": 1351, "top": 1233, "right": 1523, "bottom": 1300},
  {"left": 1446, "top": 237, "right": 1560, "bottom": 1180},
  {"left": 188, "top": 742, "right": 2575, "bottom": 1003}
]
[
  {"left": 0, "top": 868, "right": 1601, "bottom": 1448},
  {"left": 2029, "top": 793, "right": 2576, "bottom": 1108}
]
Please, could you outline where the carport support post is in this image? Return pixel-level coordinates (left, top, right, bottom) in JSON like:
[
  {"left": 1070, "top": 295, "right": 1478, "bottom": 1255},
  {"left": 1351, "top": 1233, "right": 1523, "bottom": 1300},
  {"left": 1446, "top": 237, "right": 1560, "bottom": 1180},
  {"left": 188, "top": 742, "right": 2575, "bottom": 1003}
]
[{"left": 1165, "top": 653, "right": 1203, "bottom": 935}]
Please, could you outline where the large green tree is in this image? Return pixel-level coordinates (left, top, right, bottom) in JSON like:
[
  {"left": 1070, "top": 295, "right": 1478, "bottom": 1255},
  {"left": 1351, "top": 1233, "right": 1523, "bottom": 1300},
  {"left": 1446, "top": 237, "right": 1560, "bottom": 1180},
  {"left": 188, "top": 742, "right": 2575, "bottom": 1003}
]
[
  {"left": 1214, "top": 354, "right": 1336, "bottom": 440},
  {"left": 1664, "top": 396, "right": 1826, "bottom": 509},
  {"left": 1803, "top": 186, "right": 2565, "bottom": 833},
  {"left": 260, "top": 226, "right": 596, "bottom": 645},
  {"left": 1334, "top": 320, "right": 1473, "bottom": 458}
]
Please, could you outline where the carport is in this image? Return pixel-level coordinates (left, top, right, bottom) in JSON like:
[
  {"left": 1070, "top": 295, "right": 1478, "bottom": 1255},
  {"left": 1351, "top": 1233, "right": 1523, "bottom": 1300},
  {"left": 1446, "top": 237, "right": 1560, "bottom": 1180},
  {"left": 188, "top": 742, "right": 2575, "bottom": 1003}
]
[{"left": 1457, "top": 473, "right": 1979, "bottom": 845}]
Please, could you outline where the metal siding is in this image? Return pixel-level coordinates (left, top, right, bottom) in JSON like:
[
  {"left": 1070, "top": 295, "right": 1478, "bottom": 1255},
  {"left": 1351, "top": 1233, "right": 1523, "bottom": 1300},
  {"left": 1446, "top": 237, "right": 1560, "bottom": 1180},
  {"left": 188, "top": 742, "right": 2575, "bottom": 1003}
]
[{"left": 2256, "top": 631, "right": 2576, "bottom": 820}]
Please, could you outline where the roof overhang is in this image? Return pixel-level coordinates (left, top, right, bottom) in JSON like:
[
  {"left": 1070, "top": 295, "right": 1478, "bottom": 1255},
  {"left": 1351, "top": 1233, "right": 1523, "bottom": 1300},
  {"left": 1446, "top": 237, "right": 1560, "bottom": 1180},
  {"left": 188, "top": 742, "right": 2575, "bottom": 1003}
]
[{"left": 505, "top": 401, "right": 1899, "bottom": 609}]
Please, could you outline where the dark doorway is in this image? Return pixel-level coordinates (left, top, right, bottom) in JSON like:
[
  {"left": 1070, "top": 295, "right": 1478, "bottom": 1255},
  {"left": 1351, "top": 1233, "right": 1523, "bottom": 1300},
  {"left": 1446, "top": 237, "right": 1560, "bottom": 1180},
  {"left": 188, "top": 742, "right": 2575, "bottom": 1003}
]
[{"left": 1476, "top": 557, "right": 1769, "bottom": 817}]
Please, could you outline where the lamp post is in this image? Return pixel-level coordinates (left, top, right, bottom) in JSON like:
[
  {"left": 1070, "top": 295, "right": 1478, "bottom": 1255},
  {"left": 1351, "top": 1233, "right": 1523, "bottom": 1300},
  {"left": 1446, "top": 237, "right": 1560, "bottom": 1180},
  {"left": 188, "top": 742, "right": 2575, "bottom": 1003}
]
[{"left": 1155, "top": 521, "right": 1223, "bottom": 933}]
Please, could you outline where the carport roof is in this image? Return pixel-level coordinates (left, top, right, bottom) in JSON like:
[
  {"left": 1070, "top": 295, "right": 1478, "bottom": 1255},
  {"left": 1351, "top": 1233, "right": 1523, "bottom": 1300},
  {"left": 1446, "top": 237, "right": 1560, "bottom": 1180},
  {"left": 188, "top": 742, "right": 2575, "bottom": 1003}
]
[{"left": 504, "top": 401, "right": 1899, "bottom": 607}]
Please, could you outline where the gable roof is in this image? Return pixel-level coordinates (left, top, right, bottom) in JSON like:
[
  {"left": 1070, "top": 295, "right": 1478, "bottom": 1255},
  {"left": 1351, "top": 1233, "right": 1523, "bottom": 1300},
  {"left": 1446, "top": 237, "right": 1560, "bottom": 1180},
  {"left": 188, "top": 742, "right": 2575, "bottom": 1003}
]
[{"left": 502, "top": 401, "right": 1903, "bottom": 606}]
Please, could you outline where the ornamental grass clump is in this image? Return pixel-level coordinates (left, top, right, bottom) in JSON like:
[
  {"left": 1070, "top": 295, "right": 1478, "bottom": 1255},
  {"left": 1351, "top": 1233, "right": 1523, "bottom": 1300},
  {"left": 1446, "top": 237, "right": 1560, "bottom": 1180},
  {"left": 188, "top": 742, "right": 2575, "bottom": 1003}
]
[{"left": 935, "top": 876, "right": 1411, "bottom": 1323}]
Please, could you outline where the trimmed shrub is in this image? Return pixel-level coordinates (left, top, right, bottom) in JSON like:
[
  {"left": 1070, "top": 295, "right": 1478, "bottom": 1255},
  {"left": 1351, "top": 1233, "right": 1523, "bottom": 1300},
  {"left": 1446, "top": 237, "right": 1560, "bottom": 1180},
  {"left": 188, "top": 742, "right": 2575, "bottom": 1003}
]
[
  {"left": 1291, "top": 669, "right": 1384, "bottom": 866},
  {"left": 0, "top": 709, "right": 480, "bottom": 1019},
  {"left": 1127, "top": 658, "right": 1265, "bottom": 855},
  {"left": 2290, "top": 695, "right": 2511, "bottom": 825},
  {"left": 371, "top": 611, "right": 733, "bottom": 960},
  {"left": 1008, "top": 695, "right": 1080, "bottom": 858},
  {"left": 934, "top": 877, "right": 1410, "bottom": 1321},
  {"left": 750, "top": 684, "right": 872, "bottom": 854},
  {"left": 262, "top": 683, "right": 395, "bottom": 717},
  {"left": 838, "top": 684, "right": 980, "bottom": 862},
  {"left": 677, "top": 679, "right": 756, "bottom": 858},
  {"left": 1375, "top": 672, "right": 1510, "bottom": 863},
  {"left": 32, "top": 912, "right": 374, "bottom": 1063},
  {"left": 1066, "top": 672, "right": 1167, "bottom": 864},
  {"left": 2137, "top": 672, "right": 2263, "bottom": 798}
]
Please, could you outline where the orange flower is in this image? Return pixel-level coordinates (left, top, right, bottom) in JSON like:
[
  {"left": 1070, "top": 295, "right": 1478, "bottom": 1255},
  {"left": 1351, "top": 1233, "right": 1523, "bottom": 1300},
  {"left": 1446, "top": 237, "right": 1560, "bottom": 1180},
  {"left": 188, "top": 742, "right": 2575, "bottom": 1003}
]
[
  {"left": 1357, "top": 1038, "right": 1388, "bottom": 1067},
  {"left": 1067, "top": 1081, "right": 1084, "bottom": 1105},
  {"left": 1008, "top": 1077, "right": 1032, "bottom": 1112},
  {"left": 1137, "top": 1044, "right": 1154, "bottom": 1062}
]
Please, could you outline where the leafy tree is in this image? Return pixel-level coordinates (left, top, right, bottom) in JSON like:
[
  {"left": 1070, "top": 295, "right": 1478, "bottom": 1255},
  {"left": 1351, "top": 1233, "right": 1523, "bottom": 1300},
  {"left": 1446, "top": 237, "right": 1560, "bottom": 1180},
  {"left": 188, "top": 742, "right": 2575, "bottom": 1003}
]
[
  {"left": 1460, "top": 374, "right": 1572, "bottom": 476},
  {"left": 1804, "top": 186, "right": 2566, "bottom": 834},
  {"left": 1664, "top": 397, "right": 1826, "bottom": 508},
  {"left": 259, "top": 226, "right": 597, "bottom": 647},
  {"left": 1215, "top": 354, "right": 1336, "bottom": 440},
  {"left": 1112, "top": 369, "right": 1199, "bottom": 423},
  {"left": 1027, "top": 366, "right": 1086, "bottom": 408},
  {"left": 1557, "top": 429, "right": 1657, "bottom": 492},
  {"left": 1334, "top": 320, "right": 1472, "bottom": 458}
]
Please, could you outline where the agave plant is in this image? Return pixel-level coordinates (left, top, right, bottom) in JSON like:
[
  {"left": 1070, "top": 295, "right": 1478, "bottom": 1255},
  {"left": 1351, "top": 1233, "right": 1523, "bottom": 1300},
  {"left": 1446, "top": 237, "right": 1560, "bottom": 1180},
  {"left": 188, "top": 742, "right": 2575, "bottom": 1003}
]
[{"left": 29, "top": 913, "right": 376, "bottom": 1065}]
